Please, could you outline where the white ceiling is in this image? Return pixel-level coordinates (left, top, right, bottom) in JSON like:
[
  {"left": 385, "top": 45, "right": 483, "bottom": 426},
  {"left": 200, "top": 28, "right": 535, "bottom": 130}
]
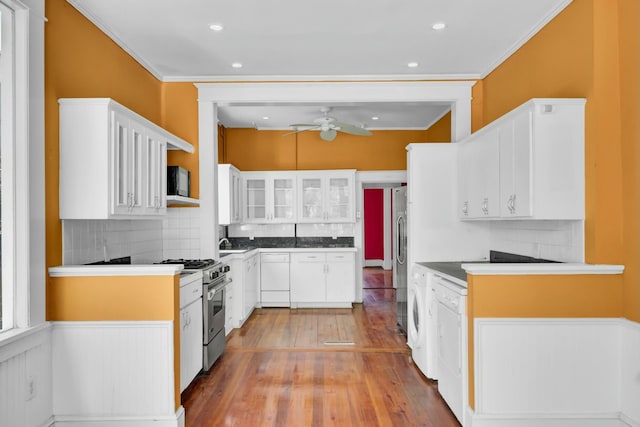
[{"left": 67, "top": 0, "right": 572, "bottom": 130}]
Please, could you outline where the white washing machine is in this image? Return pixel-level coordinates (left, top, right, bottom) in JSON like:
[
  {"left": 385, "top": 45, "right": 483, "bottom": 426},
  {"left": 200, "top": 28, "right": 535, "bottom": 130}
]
[{"left": 408, "top": 264, "right": 438, "bottom": 379}]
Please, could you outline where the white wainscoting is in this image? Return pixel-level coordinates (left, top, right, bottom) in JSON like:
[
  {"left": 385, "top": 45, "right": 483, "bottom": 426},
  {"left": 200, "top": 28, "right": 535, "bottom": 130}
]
[
  {"left": 51, "top": 321, "right": 181, "bottom": 427},
  {"left": 0, "top": 324, "right": 53, "bottom": 427},
  {"left": 621, "top": 319, "right": 640, "bottom": 426},
  {"left": 467, "top": 318, "right": 639, "bottom": 427}
]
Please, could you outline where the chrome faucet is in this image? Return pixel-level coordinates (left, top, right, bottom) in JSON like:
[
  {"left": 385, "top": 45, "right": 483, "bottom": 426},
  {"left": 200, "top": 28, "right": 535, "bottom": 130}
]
[{"left": 218, "top": 238, "right": 230, "bottom": 248}]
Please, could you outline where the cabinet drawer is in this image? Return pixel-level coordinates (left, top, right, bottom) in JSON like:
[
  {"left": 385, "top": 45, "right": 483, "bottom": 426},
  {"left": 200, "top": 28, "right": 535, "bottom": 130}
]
[
  {"left": 180, "top": 279, "right": 203, "bottom": 308},
  {"left": 326, "top": 252, "right": 354, "bottom": 263},
  {"left": 261, "top": 253, "right": 290, "bottom": 263},
  {"left": 291, "top": 253, "right": 325, "bottom": 263}
]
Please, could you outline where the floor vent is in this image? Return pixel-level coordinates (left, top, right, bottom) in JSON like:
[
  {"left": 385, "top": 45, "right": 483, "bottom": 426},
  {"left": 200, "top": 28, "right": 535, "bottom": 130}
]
[{"left": 323, "top": 341, "right": 355, "bottom": 346}]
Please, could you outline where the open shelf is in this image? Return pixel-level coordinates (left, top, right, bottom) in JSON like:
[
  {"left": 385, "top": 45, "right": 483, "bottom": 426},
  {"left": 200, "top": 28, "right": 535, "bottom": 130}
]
[{"left": 167, "top": 195, "right": 200, "bottom": 206}]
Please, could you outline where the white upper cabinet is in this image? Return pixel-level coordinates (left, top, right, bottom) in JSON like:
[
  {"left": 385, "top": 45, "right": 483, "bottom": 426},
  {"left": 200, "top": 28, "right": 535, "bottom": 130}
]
[
  {"left": 242, "top": 171, "right": 296, "bottom": 223},
  {"left": 458, "top": 128, "right": 500, "bottom": 219},
  {"left": 218, "top": 164, "right": 242, "bottom": 224},
  {"left": 59, "top": 98, "right": 193, "bottom": 220},
  {"left": 458, "top": 98, "right": 585, "bottom": 220},
  {"left": 498, "top": 109, "right": 532, "bottom": 217},
  {"left": 297, "top": 170, "right": 356, "bottom": 223}
]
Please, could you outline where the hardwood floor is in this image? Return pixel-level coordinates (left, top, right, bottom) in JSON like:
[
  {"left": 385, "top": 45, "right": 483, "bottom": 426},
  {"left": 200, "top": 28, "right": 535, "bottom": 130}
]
[{"left": 182, "top": 268, "right": 460, "bottom": 426}]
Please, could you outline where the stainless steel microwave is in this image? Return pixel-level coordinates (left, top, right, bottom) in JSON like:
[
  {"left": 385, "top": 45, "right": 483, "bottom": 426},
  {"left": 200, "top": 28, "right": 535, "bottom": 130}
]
[{"left": 167, "top": 166, "right": 190, "bottom": 197}]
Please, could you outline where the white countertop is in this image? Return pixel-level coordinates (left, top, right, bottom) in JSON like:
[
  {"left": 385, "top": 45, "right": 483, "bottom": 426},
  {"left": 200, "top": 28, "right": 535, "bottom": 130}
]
[
  {"left": 48, "top": 264, "right": 183, "bottom": 277},
  {"left": 462, "top": 263, "right": 625, "bottom": 275}
]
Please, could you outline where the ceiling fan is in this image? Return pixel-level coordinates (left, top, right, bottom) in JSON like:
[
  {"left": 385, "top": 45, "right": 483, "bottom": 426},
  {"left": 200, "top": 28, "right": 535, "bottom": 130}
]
[{"left": 287, "top": 107, "right": 372, "bottom": 141}]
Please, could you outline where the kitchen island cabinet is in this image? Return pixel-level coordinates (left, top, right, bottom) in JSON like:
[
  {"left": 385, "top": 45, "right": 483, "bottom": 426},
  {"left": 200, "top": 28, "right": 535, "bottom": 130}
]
[
  {"left": 417, "top": 261, "right": 625, "bottom": 427},
  {"left": 59, "top": 98, "right": 193, "bottom": 220},
  {"left": 47, "top": 264, "right": 186, "bottom": 425}
]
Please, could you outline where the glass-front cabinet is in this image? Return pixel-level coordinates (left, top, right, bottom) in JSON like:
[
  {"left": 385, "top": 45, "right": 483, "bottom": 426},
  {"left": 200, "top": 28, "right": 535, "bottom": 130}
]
[
  {"left": 297, "top": 170, "right": 356, "bottom": 223},
  {"left": 242, "top": 172, "right": 296, "bottom": 223}
]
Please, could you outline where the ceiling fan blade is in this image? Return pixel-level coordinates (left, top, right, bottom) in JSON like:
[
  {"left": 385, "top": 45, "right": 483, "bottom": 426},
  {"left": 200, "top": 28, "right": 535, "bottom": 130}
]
[
  {"left": 289, "top": 123, "right": 317, "bottom": 127},
  {"left": 320, "top": 129, "right": 337, "bottom": 141},
  {"left": 333, "top": 121, "right": 372, "bottom": 136}
]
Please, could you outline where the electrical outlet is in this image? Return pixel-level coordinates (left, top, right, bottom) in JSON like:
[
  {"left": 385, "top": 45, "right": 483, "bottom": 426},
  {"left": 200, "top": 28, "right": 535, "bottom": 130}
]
[{"left": 26, "top": 375, "right": 37, "bottom": 401}]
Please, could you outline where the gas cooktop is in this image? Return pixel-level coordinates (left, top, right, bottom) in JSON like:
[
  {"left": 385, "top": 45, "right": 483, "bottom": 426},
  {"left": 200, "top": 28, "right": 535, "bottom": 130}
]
[{"left": 155, "top": 259, "right": 219, "bottom": 269}]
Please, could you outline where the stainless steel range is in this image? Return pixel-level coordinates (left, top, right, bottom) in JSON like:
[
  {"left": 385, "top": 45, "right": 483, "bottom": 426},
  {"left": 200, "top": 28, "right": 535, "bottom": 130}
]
[{"left": 157, "top": 258, "right": 230, "bottom": 371}]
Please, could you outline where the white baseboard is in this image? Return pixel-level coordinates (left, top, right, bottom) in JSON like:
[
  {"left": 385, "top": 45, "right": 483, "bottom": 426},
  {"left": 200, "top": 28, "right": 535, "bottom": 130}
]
[
  {"left": 53, "top": 407, "right": 184, "bottom": 427},
  {"left": 364, "top": 259, "right": 384, "bottom": 268},
  {"left": 465, "top": 408, "right": 630, "bottom": 427}
]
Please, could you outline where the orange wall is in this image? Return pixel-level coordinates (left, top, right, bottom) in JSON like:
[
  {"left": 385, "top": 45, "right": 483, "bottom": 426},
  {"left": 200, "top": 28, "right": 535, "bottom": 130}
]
[
  {"left": 618, "top": 0, "right": 640, "bottom": 321},
  {"left": 224, "top": 128, "right": 447, "bottom": 171},
  {"left": 162, "top": 83, "right": 201, "bottom": 199},
  {"left": 479, "top": 0, "right": 638, "bottom": 321},
  {"left": 45, "top": 0, "right": 162, "bottom": 268}
]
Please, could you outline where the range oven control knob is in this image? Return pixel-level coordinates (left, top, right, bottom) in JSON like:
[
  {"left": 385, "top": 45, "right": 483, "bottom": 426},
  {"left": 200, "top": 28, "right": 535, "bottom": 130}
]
[
  {"left": 211, "top": 271, "right": 219, "bottom": 279},
  {"left": 223, "top": 265, "right": 230, "bottom": 272}
]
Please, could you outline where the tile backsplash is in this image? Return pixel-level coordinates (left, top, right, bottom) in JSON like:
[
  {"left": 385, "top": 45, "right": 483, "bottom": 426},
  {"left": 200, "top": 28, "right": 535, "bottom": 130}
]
[
  {"left": 489, "top": 220, "right": 584, "bottom": 263},
  {"left": 62, "top": 219, "right": 163, "bottom": 265},
  {"left": 162, "top": 208, "right": 201, "bottom": 259}
]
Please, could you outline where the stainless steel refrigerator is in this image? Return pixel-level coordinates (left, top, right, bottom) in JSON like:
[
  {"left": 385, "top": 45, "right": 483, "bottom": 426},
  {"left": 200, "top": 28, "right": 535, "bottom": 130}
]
[{"left": 392, "top": 186, "right": 408, "bottom": 334}]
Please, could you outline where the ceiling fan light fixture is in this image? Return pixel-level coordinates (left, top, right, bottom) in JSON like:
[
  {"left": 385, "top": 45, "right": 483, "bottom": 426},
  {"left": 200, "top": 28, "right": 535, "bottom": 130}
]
[{"left": 320, "top": 129, "right": 337, "bottom": 141}]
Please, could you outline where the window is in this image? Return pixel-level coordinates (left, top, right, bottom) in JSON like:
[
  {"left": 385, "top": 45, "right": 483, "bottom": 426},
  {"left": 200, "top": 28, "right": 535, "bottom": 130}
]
[
  {"left": 0, "top": 0, "right": 37, "bottom": 333},
  {"left": 0, "top": 1, "right": 14, "bottom": 331}
]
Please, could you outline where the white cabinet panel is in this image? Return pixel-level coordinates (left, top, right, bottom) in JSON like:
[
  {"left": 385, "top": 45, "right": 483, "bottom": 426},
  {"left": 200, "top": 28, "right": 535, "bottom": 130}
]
[
  {"left": 326, "top": 252, "right": 355, "bottom": 302},
  {"left": 290, "top": 251, "right": 355, "bottom": 307},
  {"left": 242, "top": 172, "right": 296, "bottom": 223},
  {"left": 290, "top": 253, "right": 325, "bottom": 303},
  {"left": 260, "top": 253, "right": 290, "bottom": 306},
  {"left": 59, "top": 98, "right": 191, "bottom": 219},
  {"left": 218, "top": 164, "right": 242, "bottom": 224},
  {"left": 180, "top": 299, "right": 202, "bottom": 392},
  {"left": 297, "top": 170, "right": 356, "bottom": 223}
]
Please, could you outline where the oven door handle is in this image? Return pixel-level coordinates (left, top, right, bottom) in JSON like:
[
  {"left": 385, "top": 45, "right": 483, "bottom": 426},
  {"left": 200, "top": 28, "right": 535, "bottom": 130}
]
[{"left": 207, "top": 278, "right": 232, "bottom": 300}]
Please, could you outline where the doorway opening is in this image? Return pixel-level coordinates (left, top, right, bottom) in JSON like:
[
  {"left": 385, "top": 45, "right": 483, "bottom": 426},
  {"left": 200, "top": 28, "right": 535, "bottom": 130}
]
[{"left": 361, "top": 182, "right": 403, "bottom": 307}]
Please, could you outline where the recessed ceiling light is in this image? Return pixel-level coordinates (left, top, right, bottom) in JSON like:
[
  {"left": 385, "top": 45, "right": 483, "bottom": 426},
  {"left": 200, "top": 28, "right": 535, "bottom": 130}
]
[
  {"left": 262, "top": 116, "right": 270, "bottom": 120},
  {"left": 371, "top": 116, "right": 379, "bottom": 121},
  {"left": 231, "top": 62, "right": 243, "bottom": 69},
  {"left": 209, "top": 23, "right": 224, "bottom": 32},
  {"left": 432, "top": 22, "right": 447, "bottom": 31},
  {"left": 407, "top": 62, "right": 419, "bottom": 68}
]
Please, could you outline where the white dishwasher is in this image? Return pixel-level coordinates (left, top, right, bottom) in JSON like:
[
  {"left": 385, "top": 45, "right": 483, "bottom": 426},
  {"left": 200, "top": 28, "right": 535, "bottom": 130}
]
[
  {"left": 434, "top": 275, "right": 468, "bottom": 426},
  {"left": 260, "top": 252, "right": 290, "bottom": 307}
]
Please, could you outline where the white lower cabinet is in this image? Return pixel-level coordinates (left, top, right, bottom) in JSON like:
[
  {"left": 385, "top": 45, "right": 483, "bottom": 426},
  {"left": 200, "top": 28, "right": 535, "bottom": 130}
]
[
  {"left": 290, "top": 251, "right": 355, "bottom": 307},
  {"left": 225, "top": 252, "right": 260, "bottom": 330},
  {"left": 260, "top": 253, "right": 290, "bottom": 307},
  {"left": 179, "top": 274, "right": 203, "bottom": 392},
  {"left": 245, "top": 253, "right": 260, "bottom": 314}
]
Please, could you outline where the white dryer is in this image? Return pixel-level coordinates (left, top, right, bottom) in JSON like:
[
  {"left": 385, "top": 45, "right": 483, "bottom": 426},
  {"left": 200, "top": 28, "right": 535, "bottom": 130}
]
[{"left": 408, "top": 264, "right": 438, "bottom": 379}]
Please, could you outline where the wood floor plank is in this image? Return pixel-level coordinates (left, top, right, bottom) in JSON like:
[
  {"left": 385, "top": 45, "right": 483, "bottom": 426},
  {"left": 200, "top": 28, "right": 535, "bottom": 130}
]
[{"left": 183, "top": 268, "right": 460, "bottom": 426}]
